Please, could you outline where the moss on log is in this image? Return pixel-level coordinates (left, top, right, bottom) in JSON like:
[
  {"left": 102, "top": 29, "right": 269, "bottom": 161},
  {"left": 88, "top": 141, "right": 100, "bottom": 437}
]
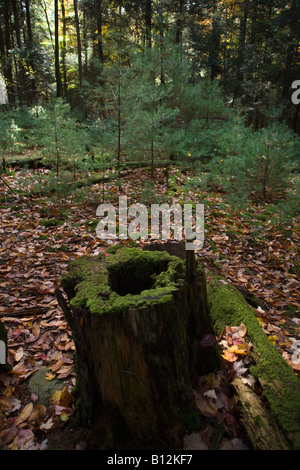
[
  {"left": 58, "top": 247, "right": 219, "bottom": 449},
  {"left": 207, "top": 275, "right": 300, "bottom": 450}
]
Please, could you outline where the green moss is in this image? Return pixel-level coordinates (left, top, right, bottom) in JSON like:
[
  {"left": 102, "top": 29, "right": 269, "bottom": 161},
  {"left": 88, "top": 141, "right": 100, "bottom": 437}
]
[
  {"left": 38, "top": 219, "right": 64, "bottom": 227},
  {"left": 207, "top": 275, "right": 300, "bottom": 450},
  {"left": 62, "top": 246, "right": 186, "bottom": 316}
]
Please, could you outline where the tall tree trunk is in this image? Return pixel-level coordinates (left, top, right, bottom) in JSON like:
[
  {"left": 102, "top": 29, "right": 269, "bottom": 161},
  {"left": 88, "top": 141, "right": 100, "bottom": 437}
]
[
  {"left": 12, "top": 0, "right": 24, "bottom": 103},
  {"left": 3, "top": 1, "right": 16, "bottom": 105},
  {"left": 74, "top": 0, "right": 83, "bottom": 89},
  {"left": 24, "top": 0, "right": 36, "bottom": 102},
  {"left": 54, "top": 0, "right": 63, "bottom": 98},
  {"left": 209, "top": 0, "right": 221, "bottom": 79},
  {"left": 236, "top": 0, "right": 249, "bottom": 82},
  {"left": 60, "top": 0, "right": 68, "bottom": 99},
  {"left": 11, "top": 0, "right": 22, "bottom": 49},
  {"left": 25, "top": 0, "right": 33, "bottom": 45},
  {"left": 145, "top": 0, "right": 152, "bottom": 48},
  {"left": 94, "top": 0, "right": 104, "bottom": 63},
  {"left": 175, "top": 0, "right": 184, "bottom": 45}
]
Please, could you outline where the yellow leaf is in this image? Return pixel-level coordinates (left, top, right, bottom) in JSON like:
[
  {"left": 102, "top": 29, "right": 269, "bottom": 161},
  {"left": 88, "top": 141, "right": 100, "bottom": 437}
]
[
  {"left": 60, "top": 410, "right": 69, "bottom": 422},
  {"left": 45, "top": 372, "right": 56, "bottom": 381},
  {"left": 257, "top": 316, "right": 266, "bottom": 328},
  {"left": 229, "top": 343, "right": 250, "bottom": 356},
  {"left": 51, "top": 390, "right": 62, "bottom": 405},
  {"left": 268, "top": 335, "right": 277, "bottom": 345},
  {"left": 222, "top": 349, "right": 238, "bottom": 362}
]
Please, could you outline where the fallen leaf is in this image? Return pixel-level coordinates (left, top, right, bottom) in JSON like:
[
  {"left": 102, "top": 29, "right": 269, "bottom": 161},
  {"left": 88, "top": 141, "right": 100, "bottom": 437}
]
[
  {"left": 28, "top": 404, "right": 46, "bottom": 422},
  {"left": 228, "top": 342, "right": 251, "bottom": 356},
  {"left": 40, "top": 416, "right": 54, "bottom": 430},
  {"left": 15, "top": 346, "right": 24, "bottom": 362},
  {"left": 222, "top": 349, "right": 238, "bottom": 362},
  {"left": 32, "top": 323, "right": 40, "bottom": 337},
  {"left": 16, "top": 402, "right": 34, "bottom": 425},
  {"left": 45, "top": 372, "right": 56, "bottom": 381},
  {"left": 51, "top": 359, "right": 63, "bottom": 373},
  {"left": 237, "top": 323, "right": 247, "bottom": 338},
  {"left": 60, "top": 410, "right": 70, "bottom": 422}
]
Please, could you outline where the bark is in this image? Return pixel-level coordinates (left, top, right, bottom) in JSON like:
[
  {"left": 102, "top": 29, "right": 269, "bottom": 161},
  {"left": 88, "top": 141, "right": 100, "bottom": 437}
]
[
  {"left": 24, "top": 0, "right": 37, "bottom": 102},
  {"left": 3, "top": 1, "right": 16, "bottom": 105},
  {"left": 60, "top": 0, "right": 68, "bottom": 99},
  {"left": 54, "top": 0, "right": 62, "bottom": 98},
  {"left": 94, "top": 0, "right": 104, "bottom": 63},
  {"left": 24, "top": 0, "right": 33, "bottom": 45},
  {"left": 145, "top": 0, "right": 152, "bottom": 48},
  {"left": 57, "top": 247, "right": 218, "bottom": 449},
  {"left": 232, "top": 377, "right": 290, "bottom": 450},
  {"left": 74, "top": 0, "right": 83, "bottom": 89}
]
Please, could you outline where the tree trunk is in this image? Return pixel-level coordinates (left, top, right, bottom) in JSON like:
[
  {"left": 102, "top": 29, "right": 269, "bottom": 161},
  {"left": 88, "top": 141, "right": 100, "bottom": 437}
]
[
  {"left": 94, "top": 0, "right": 104, "bottom": 63},
  {"left": 74, "top": 0, "right": 83, "bottom": 89},
  {"left": 3, "top": 1, "right": 16, "bottom": 105},
  {"left": 57, "top": 246, "right": 219, "bottom": 449},
  {"left": 24, "top": 0, "right": 37, "bottom": 102},
  {"left": 60, "top": 0, "right": 68, "bottom": 99},
  {"left": 54, "top": 0, "right": 63, "bottom": 98},
  {"left": 145, "top": 0, "right": 152, "bottom": 48}
]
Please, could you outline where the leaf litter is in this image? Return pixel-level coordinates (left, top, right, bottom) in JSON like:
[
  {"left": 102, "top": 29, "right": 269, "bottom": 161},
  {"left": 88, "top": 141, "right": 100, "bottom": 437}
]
[{"left": 0, "top": 166, "right": 299, "bottom": 450}]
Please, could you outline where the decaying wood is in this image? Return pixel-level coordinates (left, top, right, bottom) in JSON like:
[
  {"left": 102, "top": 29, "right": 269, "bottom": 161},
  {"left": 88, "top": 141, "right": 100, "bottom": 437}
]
[
  {"left": 232, "top": 377, "right": 290, "bottom": 450},
  {"left": 0, "top": 306, "right": 49, "bottom": 317},
  {"left": 58, "top": 246, "right": 219, "bottom": 449}
]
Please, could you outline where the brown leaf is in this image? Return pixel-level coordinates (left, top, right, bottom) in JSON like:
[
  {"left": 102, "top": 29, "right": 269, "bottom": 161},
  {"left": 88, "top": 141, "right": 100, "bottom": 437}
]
[{"left": 16, "top": 402, "right": 34, "bottom": 426}]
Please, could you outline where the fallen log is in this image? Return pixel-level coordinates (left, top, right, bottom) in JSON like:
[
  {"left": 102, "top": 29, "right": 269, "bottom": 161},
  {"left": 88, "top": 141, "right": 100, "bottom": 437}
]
[
  {"left": 57, "top": 246, "right": 219, "bottom": 449},
  {"left": 207, "top": 274, "right": 300, "bottom": 450}
]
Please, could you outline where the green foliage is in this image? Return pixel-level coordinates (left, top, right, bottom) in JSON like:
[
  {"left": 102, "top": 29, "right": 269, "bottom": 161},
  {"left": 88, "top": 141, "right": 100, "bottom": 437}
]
[
  {"left": 202, "top": 120, "right": 300, "bottom": 210},
  {"left": 0, "top": 111, "right": 23, "bottom": 155},
  {"left": 30, "top": 99, "right": 86, "bottom": 175}
]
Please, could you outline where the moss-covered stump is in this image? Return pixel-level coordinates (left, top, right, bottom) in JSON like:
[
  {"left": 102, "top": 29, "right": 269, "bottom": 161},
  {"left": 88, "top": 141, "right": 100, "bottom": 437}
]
[
  {"left": 207, "top": 275, "right": 300, "bottom": 450},
  {"left": 57, "top": 247, "right": 218, "bottom": 449}
]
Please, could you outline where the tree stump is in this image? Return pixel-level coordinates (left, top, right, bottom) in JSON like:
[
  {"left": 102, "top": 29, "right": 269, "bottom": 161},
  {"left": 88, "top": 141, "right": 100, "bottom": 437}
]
[{"left": 57, "top": 246, "right": 218, "bottom": 449}]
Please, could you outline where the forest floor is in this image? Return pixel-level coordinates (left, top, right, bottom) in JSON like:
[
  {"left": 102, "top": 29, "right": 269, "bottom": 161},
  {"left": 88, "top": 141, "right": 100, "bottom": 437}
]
[{"left": 0, "top": 163, "right": 299, "bottom": 450}]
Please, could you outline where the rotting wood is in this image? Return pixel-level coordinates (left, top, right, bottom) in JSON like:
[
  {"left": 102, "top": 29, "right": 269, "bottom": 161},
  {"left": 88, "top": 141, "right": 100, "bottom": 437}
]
[
  {"left": 57, "top": 246, "right": 219, "bottom": 449},
  {"left": 232, "top": 377, "right": 290, "bottom": 450},
  {"left": 207, "top": 274, "right": 300, "bottom": 450}
]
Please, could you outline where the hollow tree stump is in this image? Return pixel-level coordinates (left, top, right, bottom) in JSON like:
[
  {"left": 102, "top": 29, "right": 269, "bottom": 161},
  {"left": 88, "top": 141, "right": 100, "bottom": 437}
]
[{"left": 57, "top": 246, "right": 218, "bottom": 449}]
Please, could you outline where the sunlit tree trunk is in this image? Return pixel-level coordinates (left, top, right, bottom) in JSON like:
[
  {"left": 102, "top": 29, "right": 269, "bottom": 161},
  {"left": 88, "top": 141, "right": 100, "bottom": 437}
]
[
  {"left": 74, "top": 0, "right": 83, "bottom": 89},
  {"left": 60, "top": 0, "right": 68, "bottom": 99},
  {"left": 3, "top": 1, "right": 16, "bottom": 105}
]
